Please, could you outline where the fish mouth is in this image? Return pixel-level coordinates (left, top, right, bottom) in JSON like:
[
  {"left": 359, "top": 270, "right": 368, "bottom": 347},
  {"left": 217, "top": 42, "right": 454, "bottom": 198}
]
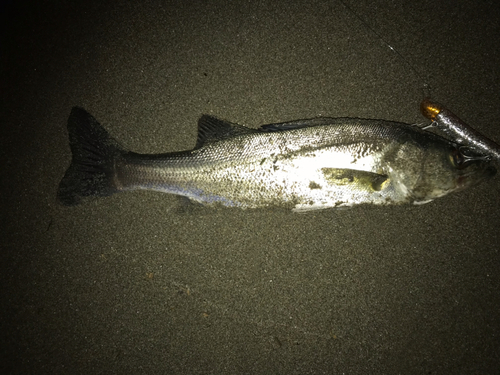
[
  {"left": 457, "top": 163, "right": 496, "bottom": 188},
  {"left": 451, "top": 145, "right": 496, "bottom": 187},
  {"left": 485, "top": 165, "right": 497, "bottom": 177},
  {"left": 481, "top": 165, "right": 497, "bottom": 180}
]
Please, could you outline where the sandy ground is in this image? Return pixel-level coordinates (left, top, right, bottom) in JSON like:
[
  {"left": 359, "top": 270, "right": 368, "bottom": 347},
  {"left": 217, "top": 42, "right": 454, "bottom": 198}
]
[{"left": 2, "top": 0, "right": 500, "bottom": 373}]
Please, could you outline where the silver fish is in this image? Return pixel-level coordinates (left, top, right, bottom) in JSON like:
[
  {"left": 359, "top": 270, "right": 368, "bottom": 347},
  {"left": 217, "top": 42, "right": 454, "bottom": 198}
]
[{"left": 57, "top": 107, "right": 495, "bottom": 211}]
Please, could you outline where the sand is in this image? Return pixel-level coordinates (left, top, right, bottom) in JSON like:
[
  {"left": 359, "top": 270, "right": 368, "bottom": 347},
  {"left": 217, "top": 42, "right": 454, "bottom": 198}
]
[{"left": 2, "top": 0, "right": 500, "bottom": 373}]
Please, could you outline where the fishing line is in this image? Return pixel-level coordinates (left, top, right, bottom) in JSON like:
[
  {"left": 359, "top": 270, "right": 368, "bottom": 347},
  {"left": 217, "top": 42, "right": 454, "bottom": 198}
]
[
  {"left": 337, "top": 2, "right": 500, "bottom": 161},
  {"left": 338, "top": 0, "right": 431, "bottom": 99}
]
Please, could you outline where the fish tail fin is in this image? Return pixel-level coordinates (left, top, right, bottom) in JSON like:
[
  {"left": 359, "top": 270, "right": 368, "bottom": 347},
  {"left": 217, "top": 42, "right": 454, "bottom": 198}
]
[{"left": 57, "top": 107, "right": 127, "bottom": 206}]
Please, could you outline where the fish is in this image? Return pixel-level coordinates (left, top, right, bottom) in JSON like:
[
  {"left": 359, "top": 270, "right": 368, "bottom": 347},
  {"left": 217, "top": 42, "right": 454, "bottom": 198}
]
[{"left": 57, "top": 107, "right": 495, "bottom": 211}]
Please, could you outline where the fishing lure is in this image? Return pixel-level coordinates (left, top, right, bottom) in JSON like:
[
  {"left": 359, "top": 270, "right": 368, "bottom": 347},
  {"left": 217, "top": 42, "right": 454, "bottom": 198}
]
[{"left": 420, "top": 99, "right": 500, "bottom": 163}]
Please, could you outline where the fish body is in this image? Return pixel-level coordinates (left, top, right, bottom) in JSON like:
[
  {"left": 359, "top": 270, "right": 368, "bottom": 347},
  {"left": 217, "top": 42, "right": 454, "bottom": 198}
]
[{"left": 58, "top": 107, "right": 495, "bottom": 211}]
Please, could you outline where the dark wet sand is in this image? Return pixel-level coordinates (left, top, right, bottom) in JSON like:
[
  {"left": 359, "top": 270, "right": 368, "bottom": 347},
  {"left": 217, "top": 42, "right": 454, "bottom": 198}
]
[{"left": 2, "top": 1, "right": 500, "bottom": 373}]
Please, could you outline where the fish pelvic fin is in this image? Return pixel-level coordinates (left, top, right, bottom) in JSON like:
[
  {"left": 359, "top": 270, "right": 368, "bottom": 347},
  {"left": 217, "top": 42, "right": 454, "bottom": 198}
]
[{"left": 57, "top": 107, "right": 126, "bottom": 206}]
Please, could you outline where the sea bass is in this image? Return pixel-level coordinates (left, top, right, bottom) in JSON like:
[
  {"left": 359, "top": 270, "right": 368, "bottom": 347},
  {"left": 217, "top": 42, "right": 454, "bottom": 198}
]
[{"left": 57, "top": 107, "right": 495, "bottom": 211}]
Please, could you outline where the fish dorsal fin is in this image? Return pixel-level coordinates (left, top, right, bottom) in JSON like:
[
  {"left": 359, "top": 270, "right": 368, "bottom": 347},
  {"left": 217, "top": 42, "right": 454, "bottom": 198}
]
[
  {"left": 259, "top": 117, "right": 336, "bottom": 132},
  {"left": 196, "top": 115, "right": 256, "bottom": 148}
]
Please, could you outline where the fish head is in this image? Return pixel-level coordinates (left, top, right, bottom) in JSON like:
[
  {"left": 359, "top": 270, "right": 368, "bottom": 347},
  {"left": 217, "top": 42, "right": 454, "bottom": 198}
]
[{"left": 412, "top": 145, "right": 496, "bottom": 203}]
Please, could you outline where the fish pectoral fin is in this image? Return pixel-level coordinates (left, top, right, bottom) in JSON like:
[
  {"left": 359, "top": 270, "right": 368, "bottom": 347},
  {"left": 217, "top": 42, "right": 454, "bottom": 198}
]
[{"left": 321, "top": 168, "right": 389, "bottom": 192}]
